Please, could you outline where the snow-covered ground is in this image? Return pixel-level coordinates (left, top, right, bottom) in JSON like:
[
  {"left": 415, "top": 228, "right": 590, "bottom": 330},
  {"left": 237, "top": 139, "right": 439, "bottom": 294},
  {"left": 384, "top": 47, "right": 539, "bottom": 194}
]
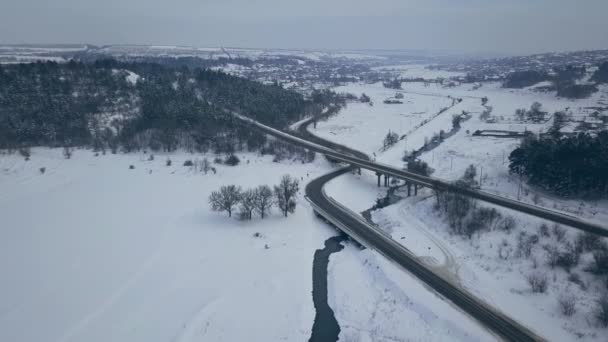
[
  {"left": 324, "top": 172, "right": 495, "bottom": 341},
  {"left": 313, "top": 82, "right": 454, "bottom": 157},
  {"left": 0, "top": 148, "right": 495, "bottom": 341},
  {"left": 319, "top": 71, "right": 608, "bottom": 341},
  {"left": 0, "top": 149, "right": 332, "bottom": 342}
]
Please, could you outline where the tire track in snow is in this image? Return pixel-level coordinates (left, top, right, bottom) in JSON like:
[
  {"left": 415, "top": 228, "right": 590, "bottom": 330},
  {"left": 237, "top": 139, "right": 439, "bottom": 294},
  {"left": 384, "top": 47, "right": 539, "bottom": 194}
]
[{"left": 57, "top": 217, "right": 174, "bottom": 342}]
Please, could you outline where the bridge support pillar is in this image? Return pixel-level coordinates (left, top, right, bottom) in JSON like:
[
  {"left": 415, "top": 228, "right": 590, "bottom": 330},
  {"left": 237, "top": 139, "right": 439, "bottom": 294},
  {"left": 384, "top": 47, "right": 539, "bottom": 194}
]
[
  {"left": 414, "top": 184, "right": 418, "bottom": 196},
  {"left": 407, "top": 183, "right": 411, "bottom": 197},
  {"left": 384, "top": 174, "right": 389, "bottom": 187},
  {"left": 376, "top": 172, "right": 381, "bottom": 187}
]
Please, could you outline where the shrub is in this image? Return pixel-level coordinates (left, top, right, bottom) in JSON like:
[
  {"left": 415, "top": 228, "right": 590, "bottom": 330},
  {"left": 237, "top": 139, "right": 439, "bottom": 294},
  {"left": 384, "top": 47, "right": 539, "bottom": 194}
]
[
  {"left": 539, "top": 223, "right": 550, "bottom": 237},
  {"left": 556, "top": 242, "right": 579, "bottom": 272},
  {"left": 166, "top": 158, "right": 172, "bottom": 166},
  {"left": 498, "top": 216, "right": 516, "bottom": 233},
  {"left": 224, "top": 154, "right": 240, "bottom": 166},
  {"left": 63, "top": 147, "right": 72, "bottom": 159},
  {"left": 19, "top": 147, "right": 31, "bottom": 159},
  {"left": 129, "top": 165, "right": 135, "bottom": 169},
  {"left": 552, "top": 224, "right": 566, "bottom": 242},
  {"left": 558, "top": 293, "right": 576, "bottom": 316},
  {"left": 527, "top": 272, "right": 548, "bottom": 293},
  {"left": 183, "top": 160, "right": 194, "bottom": 167},
  {"left": 517, "top": 232, "right": 539, "bottom": 259},
  {"left": 213, "top": 157, "right": 223, "bottom": 164},
  {"left": 544, "top": 244, "right": 560, "bottom": 268},
  {"left": 591, "top": 243, "right": 608, "bottom": 274},
  {"left": 596, "top": 295, "right": 608, "bottom": 327},
  {"left": 568, "top": 272, "right": 586, "bottom": 290},
  {"left": 577, "top": 232, "right": 601, "bottom": 252},
  {"left": 148, "top": 154, "right": 154, "bottom": 161},
  {"left": 39, "top": 167, "right": 46, "bottom": 174}
]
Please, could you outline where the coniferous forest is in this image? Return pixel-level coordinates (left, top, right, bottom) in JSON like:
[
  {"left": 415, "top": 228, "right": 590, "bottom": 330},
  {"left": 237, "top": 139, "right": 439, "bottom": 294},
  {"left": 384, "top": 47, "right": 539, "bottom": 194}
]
[
  {"left": 0, "top": 59, "right": 332, "bottom": 152},
  {"left": 509, "top": 131, "right": 608, "bottom": 198}
]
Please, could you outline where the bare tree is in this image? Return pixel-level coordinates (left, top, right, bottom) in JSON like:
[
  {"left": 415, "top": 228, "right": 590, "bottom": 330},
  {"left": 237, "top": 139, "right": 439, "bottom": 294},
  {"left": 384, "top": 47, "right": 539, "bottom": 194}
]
[
  {"left": 209, "top": 185, "right": 242, "bottom": 217},
  {"left": 202, "top": 158, "right": 211, "bottom": 174},
  {"left": 239, "top": 189, "right": 256, "bottom": 220},
  {"left": 274, "top": 175, "right": 299, "bottom": 217},
  {"left": 254, "top": 185, "right": 273, "bottom": 219}
]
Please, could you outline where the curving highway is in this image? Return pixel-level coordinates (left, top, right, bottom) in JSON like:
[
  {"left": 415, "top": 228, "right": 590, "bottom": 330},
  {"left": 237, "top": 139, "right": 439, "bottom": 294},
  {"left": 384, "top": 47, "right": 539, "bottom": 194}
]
[
  {"left": 231, "top": 112, "right": 608, "bottom": 237},
  {"left": 232, "top": 112, "right": 548, "bottom": 341},
  {"left": 297, "top": 116, "right": 543, "bottom": 341}
]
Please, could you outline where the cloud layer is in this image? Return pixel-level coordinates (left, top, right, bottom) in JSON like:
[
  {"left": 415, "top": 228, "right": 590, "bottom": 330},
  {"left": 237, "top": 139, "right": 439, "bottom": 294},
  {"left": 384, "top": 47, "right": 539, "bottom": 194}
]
[{"left": 1, "top": 0, "right": 606, "bottom": 55}]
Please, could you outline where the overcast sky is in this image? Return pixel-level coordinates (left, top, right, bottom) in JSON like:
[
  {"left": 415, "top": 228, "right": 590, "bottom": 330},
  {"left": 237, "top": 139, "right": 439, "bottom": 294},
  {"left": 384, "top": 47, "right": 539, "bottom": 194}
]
[{"left": 1, "top": 0, "right": 607, "bottom": 55}]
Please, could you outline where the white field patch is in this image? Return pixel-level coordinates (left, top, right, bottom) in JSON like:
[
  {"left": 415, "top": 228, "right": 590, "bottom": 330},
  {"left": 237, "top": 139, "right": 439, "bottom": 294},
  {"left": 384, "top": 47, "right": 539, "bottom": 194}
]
[
  {"left": 312, "top": 82, "right": 453, "bottom": 157},
  {"left": 320, "top": 74, "right": 608, "bottom": 341},
  {"left": 329, "top": 244, "right": 495, "bottom": 342},
  {"left": 0, "top": 149, "right": 334, "bottom": 342},
  {"left": 0, "top": 148, "right": 499, "bottom": 341}
]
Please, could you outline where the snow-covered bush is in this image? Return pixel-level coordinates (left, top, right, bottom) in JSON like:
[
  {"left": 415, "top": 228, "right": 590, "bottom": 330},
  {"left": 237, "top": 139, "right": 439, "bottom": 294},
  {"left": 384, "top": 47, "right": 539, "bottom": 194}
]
[
  {"left": 19, "top": 147, "right": 31, "bottom": 159},
  {"left": 544, "top": 244, "right": 560, "bottom": 268},
  {"left": 63, "top": 146, "right": 73, "bottom": 159},
  {"left": 516, "top": 232, "right": 537, "bottom": 259},
  {"left": 596, "top": 295, "right": 608, "bottom": 327},
  {"left": 183, "top": 160, "right": 193, "bottom": 167},
  {"left": 538, "top": 223, "right": 550, "bottom": 237},
  {"left": 591, "top": 243, "right": 608, "bottom": 274},
  {"left": 567, "top": 272, "right": 586, "bottom": 290},
  {"left": 498, "top": 216, "right": 516, "bottom": 233},
  {"left": 552, "top": 224, "right": 566, "bottom": 242},
  {"left": 555, "top": 242, "right": 580, "bottom": 272},
  {"left": 558, "top": 293, "right": 576, "bottom": 316},
  {"left": 527, "top": 272, "right": 548, "bottom": 293},
  {"left": 224, "top": 154, "right": 240, "bottom": 166},
  {"left": 577, "top": 232, "right": 602, "bottom": 252}
]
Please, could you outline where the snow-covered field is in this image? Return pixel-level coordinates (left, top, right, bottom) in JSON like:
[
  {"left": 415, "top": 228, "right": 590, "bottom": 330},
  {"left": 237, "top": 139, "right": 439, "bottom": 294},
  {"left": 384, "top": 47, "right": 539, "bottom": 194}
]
[
  {"left": 313, "top": 82, "right": 454, "bottom": 158},
  {"left": 0, "top": 149, "right": 333, "bottom": 342},
  {"left": 319, "top": 70, "right": 608, "bottom": 341},
  {"left": 0, "top": 148, "right": 495, "bottom": 341}
]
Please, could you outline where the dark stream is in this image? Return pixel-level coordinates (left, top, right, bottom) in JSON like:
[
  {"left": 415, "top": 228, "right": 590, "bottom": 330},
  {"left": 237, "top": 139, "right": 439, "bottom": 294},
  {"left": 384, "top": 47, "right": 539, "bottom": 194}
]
[{"left": 309, "top": 235, "right": 346, "bottom": 342}]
